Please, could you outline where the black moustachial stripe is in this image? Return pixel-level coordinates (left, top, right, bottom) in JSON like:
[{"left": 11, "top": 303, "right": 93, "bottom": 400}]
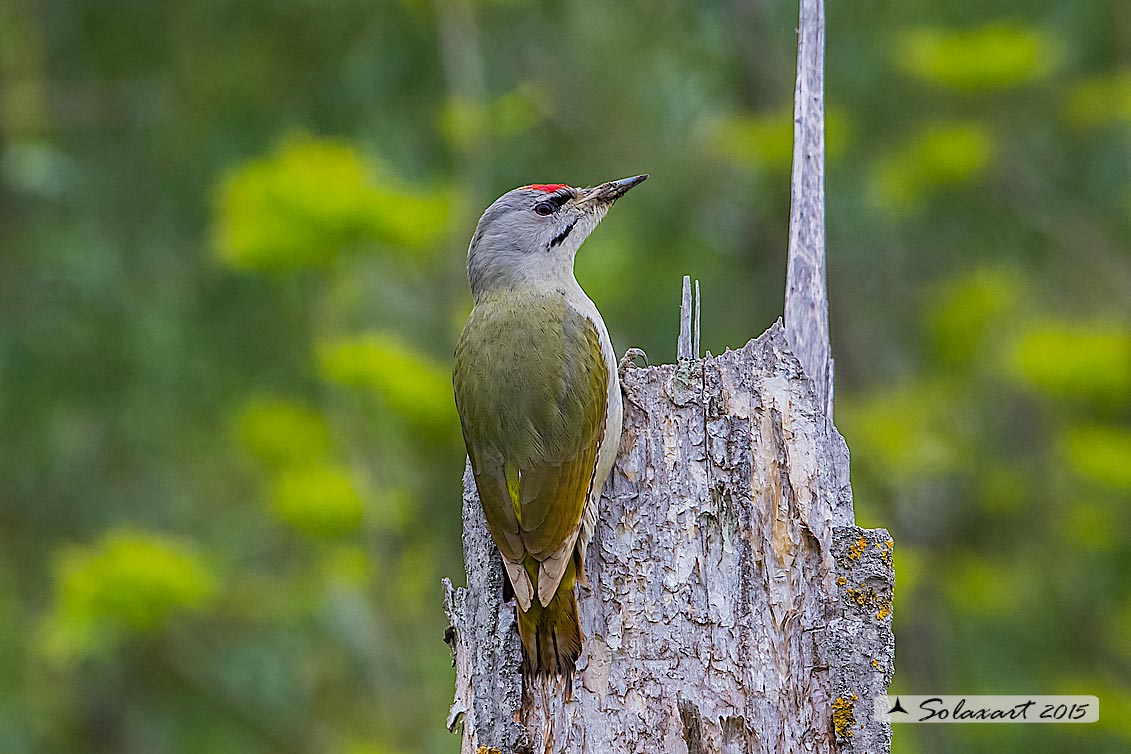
[{"left": 549, "top": 220, "right": 578, "bottom": 249}]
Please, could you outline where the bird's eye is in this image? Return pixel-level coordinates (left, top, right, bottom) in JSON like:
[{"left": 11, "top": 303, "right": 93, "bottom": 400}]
[{"left": 533, "top": 202, "right": 555, "bottom": 216}]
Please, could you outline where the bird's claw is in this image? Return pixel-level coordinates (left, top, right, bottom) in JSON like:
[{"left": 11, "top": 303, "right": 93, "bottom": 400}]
[{"left": 618, "top": 348, "right": 648, "bottom": 377}]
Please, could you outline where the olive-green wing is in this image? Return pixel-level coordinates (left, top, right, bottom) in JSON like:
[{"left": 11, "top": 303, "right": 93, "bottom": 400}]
[
  {"left": 514, "top": 310, "right": 608, "bottom": 558},
  {"left": 453, "top": 297, "right": 608, "bottom": 603}
]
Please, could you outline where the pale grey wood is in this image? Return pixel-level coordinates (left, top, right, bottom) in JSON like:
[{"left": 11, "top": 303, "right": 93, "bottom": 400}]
[
  {"left": 444, "top": 322, "right": 894, "bottom": 753},
  {"left": 442, "top": 463, "right": 528, "bottom": 754},
  {"left": 784, "top": 0, "right": 833, "bottom": 421},
  {"left": 694, "top": 279, "right": 701, "bottom": 360},
  {"left": 678, "top": 275, "right": 694, "bottom": 361}
]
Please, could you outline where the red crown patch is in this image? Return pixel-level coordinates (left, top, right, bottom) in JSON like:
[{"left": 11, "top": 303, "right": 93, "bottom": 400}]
[{"left": 522, "top": 183, "right": 569, "bottom": 193}]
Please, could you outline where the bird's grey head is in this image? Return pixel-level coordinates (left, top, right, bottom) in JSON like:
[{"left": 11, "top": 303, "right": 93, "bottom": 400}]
[{"left": 466, "top": 175, "right": 647, "bottom": 299}]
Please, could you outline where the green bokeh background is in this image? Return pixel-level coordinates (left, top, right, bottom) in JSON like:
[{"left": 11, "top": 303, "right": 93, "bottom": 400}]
[{"left": 2, "top": 0, "right": 1129, "bottom": 752}]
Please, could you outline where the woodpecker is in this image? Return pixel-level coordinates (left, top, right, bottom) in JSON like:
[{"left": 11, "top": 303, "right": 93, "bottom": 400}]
[{"left": 452, "top": 175, "right": 647, "bottom": 692}]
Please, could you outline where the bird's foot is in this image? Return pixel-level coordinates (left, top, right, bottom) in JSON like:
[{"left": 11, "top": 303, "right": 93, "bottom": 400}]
[{"left": 618, "top": 348, "right": 648, "bottom": 378}]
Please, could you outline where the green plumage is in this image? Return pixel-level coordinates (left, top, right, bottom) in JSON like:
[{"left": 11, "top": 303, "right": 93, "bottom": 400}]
[{"left": 452, "top": 288, "right": 608, "bottom": 680}]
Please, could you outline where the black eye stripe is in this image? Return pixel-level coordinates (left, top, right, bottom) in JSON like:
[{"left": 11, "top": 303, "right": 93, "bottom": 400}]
[
  {"left": 546, "top": 190, "right": 572, "bottom": 208},
  {"left": 548, "top": 220, "right": 577, "bottom": 248},
  {"left": 529, "top": 188, "right": 572, "bottom": 214}
]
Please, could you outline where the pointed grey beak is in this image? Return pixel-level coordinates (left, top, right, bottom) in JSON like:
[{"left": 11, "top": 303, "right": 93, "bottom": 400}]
[{"left": 582, "top": 174, "right": 649, "bottom": 204}]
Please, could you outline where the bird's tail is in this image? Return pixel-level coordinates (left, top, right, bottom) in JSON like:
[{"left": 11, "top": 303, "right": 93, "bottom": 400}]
[{"left": 516, "top": 559, "right": 583, "bottom": 698}]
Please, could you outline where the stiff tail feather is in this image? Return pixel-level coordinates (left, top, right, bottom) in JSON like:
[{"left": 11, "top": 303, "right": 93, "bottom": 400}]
[{"left": 516, "top": 560, "right": 582, "bottom": 699}]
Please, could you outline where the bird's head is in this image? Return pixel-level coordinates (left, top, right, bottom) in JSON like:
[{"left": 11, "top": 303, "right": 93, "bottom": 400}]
[{"left": 466, "top": 175, "right": 647, "bottom": 299}]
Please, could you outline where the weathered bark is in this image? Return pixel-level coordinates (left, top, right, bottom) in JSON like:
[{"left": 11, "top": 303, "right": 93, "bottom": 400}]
[
  {"left": 678, "top": 276, "right": 703, "bottom": 362},
  {"left": 829, "top": 527, "right": 895, "bottom": 753},
  {"left": 785, "top": 0, "right": 832, "bottom": 422}
]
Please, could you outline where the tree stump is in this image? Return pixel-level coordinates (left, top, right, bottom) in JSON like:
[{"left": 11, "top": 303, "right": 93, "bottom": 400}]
[{"left": 443, "top": 322, "right": 893, "bottom": 753}]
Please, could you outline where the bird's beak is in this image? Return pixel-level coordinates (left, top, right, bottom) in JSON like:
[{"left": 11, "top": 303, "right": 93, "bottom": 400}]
[{"left": 579, "top": 174, "right": 648, "bottom": 205}]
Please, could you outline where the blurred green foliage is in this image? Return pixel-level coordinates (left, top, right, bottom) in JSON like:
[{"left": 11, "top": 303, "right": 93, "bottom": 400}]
[
  {"left": 870, "top": 121, "right": 995, "bottom": 212},
  {"left": 317, "top": 332, "right": 455, "bottom": 431},
  {"left": 271, "top": 465, "right": 365, "bottom": 538},
  {"left": 927, "top": 267, "right": 1022, "bottom": 366},
  {"left": 894, "top": 23, "right": 1061, "bottom": 91},
  {"left": 44, "top": 532, "right": 216, "bottom": 663},
  {"left": 438, "top": 84, "right": 549, "bottom": 150},
  {"left": 214, "top": 135, "right": 449, "bottom": 270},
  {"left": 1008, "top": 322, "right": 1131, "bottom": 403},
  {"left": 0, "top": 0, "right": 1128, "bottom": 753},
  {"left": 1061, "top": 425, "right": 1131, "bottom": 490},
  {"left": 236, "top": 397, "right": 335, "bottom": 468},
  {"left": 1065, "top": 68, "right": 1131, "bottom": 128}
]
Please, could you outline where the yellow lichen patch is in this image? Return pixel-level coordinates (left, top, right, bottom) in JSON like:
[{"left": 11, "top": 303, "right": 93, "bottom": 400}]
[
  {"left": 845, "top": 585, "right": 894, "bottom": 622},
  {"left": 837, "top": 576, "right": 847, "bottom": 586},
  {"left": 847, "top": 537, "right": 868, "bottom": 561},
  {"left": 832, "top": 694, "right": 859, "bottom": 739},
  {"left": 476, "top": 747, "right": 502, "bottom": 754},
  {"left": 886, "top": 539, "right": 894, "bottom": 549},
  {"left": 871, "top": 658, "right": 880, "bottom": 669}
]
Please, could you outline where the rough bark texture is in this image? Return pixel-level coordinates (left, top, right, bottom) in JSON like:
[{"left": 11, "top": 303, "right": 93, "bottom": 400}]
[
  {"left": 829, "top": 527, "right": 895, "bottom": 752},
  {"left": 443, "top": 323, "right": 894, "bottom": 753},
  {"left": 784, "top": 0, "right": 832, "bottom": 421},
  {"left": 442, "top": 464, "right": 527, "bottom": 753},
  {"left": 679, "top": 276, "right": 695, "bottom": 361}
]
